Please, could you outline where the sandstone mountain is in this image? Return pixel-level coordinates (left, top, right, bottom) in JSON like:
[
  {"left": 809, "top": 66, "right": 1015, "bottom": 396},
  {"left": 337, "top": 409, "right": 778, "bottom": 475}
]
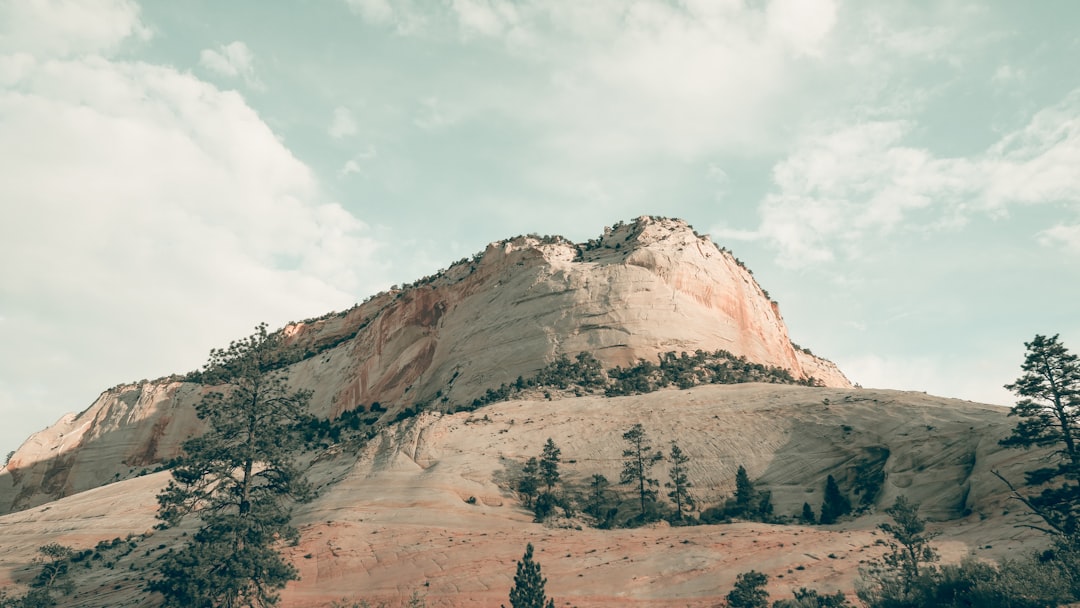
[
  {"left": 0, "top": 216, "right": 1044, "bottom": 607},
  {"left": 0, "top": 216, "right": 846, "bottom": 514}
]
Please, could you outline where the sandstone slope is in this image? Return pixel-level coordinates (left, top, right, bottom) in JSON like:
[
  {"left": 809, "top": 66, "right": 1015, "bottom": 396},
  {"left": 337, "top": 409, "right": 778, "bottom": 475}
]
[
  {"left": 1, "top": 216, "right": 848, "bottom": 514},
  {"left": 0, "top": 384, "right": 1044, "bottom": 607}
]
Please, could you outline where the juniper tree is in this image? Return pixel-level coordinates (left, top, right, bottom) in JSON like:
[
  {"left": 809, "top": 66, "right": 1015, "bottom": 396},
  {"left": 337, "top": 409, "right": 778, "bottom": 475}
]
[
  {"left": 621, "top": 423, "right": 663, "bottom": 519},
  {"left": 998, "top": 334, "right": 1080, "bottom": 535},
  {"left": 665, "top": 441, "right": 694, "bottom": 521},
  {"left": 503, "top": 543, "right": 556, "bottom": 608},
  {"left": 152, "top": 323, "right": 313, "bottom": 608}
]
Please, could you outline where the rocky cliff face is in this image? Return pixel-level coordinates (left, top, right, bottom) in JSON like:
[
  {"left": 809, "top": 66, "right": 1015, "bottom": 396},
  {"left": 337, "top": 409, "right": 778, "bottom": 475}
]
[{"left": 0, "top": 216, "right": 848, "bottom": 514}]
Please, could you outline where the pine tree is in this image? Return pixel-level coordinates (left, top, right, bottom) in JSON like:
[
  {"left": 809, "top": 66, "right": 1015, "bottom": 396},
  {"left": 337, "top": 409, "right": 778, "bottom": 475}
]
[
  {"left": 539, "top": 438, "right": 561, "bottom": 493},
  {"left": 152, "top": 324, "right": 313, "bottom": 608},
  {"left": 585, "top": 473, "right": 611, "bottom": 519},
  {"left": 518, "top": 457, "right": 540, "bottom": 508},
  {"left": 0, "top": 544, "right": 78, "bottom": 608},
  {"left": 998, "top": 334, "right": 1080, "bottom": 535},
  {"left": 726, "top": 570, "right": 769, "bottom": 608},
  {"left": 857, "top": 496, "right": 939, "bottom": 606},
  {"left": 621, "top": 423, "right": 663, "bottom": 519},
  {"left": 801, "top": 502, "right": 816, "bottom": 524},
  {"left": 503, "top": 543, "right": 556, "bottom": 608},
  {"left": 734, "top": 465, "right": 755, "bottom": 516},
  {"left": 756, "top": 489, "right": 774, "bottom": 521},
  {"left": 819, "top": 475, "right": 851, "bottom": 525},
  {"left": 879, "top": 496, "right": 939, "bottom": 585},
  {"left": 665, "top": 442, "right": 694, "bottom": 521}
]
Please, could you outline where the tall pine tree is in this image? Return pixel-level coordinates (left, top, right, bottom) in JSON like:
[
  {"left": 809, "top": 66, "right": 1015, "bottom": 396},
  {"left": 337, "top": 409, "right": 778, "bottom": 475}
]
[
  {"left": 621, "top": 423, "right": 663, "bottom": 519},
  {"left": 819, "top": 475, "right": 851, "bottom": 525},
  {"left": 518, "top": 457, "right": 540, "bottom": 508},
  {"left": 539, "top": 438, "right": 561, "bottom": 493},
  {"left": 665, "top": 441, "right": 694, "bottom": 521},
  {"left": 503, "top": 543, "right": 556, "bottom": 608},
  {"left": 734, "top": 465, "right": 755, "bottom": 516},
  {"left": 998, "top": 334, "right": 1080, "bottom": 535},
  {"left": 585, "top": 474, "right": 611, "bottom": 521},
  {"left": 153, "top": 324, "right": 313, "bottom": 608}
]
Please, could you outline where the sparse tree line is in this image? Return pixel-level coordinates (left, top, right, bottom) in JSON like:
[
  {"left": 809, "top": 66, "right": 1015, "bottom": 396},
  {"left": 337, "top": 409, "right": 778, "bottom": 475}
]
[
  {"left": 471, "top": 350, "right": 822, "bottom": 409},
  {"left": 511, "top": 425, "right": 861, "bottom": 531}
]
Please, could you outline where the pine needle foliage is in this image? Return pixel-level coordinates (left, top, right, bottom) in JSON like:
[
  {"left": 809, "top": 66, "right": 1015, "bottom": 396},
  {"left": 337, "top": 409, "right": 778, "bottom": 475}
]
[
  {"left": 665, "top": 441, "right": 694, "bottom": 521},
  {"left": 621, "top": 423, "right": 663, "bottom": 520},
  {"left": 726, "top": 570, "right": 769, "bottom": 608},
  {"left": 152, "top": 323, "right": 313, "bottom": 608},
  {"left": 999, "top": 334, "right": 1080, "bottom": 535},
  {"left": 503, "top": 544, "right": 555, "bottom": 608},
  {"left": 539, "top": 438, "right": 561, "bottom": 493}
]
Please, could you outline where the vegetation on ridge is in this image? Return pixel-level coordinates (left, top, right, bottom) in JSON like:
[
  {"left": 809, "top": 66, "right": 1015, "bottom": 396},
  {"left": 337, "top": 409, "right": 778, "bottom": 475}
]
[{"left": 468, "top": 349, "right": 821, "bottom": 412}]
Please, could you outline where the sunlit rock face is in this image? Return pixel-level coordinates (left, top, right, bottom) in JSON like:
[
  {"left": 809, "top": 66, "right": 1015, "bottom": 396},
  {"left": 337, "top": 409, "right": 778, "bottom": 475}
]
[{"left": 0, "top": 216, "right": 848, "bottom": 514}]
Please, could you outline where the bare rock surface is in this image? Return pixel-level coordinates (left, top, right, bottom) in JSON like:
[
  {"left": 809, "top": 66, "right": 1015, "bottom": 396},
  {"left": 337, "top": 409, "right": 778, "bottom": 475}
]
[
  {"left": 1, "top": 217, "right": 848, "bottom": 514},
  {"left": 0, "top": 384, "right": 1045, "bottom": 607}
]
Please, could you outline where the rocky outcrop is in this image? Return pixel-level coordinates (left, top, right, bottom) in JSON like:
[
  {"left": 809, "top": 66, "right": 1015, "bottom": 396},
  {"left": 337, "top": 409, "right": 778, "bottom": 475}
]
[{"left": 0, "top": 216, "right": 849, "bottom": 514}]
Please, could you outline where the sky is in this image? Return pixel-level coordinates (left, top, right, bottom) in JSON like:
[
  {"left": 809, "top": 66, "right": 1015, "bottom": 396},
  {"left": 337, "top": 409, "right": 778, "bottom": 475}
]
[{"left": 1, "top": 0, "right": 1079, "bottom": 456}]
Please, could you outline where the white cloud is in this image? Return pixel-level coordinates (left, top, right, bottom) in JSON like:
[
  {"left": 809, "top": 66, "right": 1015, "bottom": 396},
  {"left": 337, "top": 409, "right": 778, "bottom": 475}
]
[
  {"left": 992, "top": 64, "right": 1024, "bottom": 85},
  {"left": 344, "top": 0, "right": 426, "bottom": 34},
  {"left": 328, "top": 106, "right": 358, "bottom": 138},
  {"left": 0, "top": 7, "right": 385, "bottom": 453},
  {"left": 338, "top": 145, "right": 377, "bottom": 177},
  {"left": 1039, "top": 223, "right": 1080, "bottom": 253},
  {"left": 754, "top": 90, "right": 1080, "bottom": 266},
  {"left": 413, "top": 96, "right": 456, "bottom": 129},
  {"left": 450, "top": 0, "right": 520, "bottom": 40},
  {"left": 345, "top": 0, "right": 393, "bottom": 23},
  {"left": 766, "top": 0, "right": 838, "bottom": 57},
  {"left": 341, "top": 0, "right": 845, "bottom": 160},
  {"left": 199, "top": 41, "right": 262, "bottom": 89},
  {"left": 0, "top": 52, "right": 34, "bottom": 84},
  {"left": 0, "top": 0, "right": 150, "bottom": 58},
  {"left": 340, "top": 159, "right": 363, "bottom": 177}
]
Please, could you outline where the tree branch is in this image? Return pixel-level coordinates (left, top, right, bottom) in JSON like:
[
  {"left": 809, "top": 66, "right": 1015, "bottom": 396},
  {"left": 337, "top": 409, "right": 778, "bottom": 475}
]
[{"left": 991, "top": 469, "right": 1066, "bottom": 536}]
